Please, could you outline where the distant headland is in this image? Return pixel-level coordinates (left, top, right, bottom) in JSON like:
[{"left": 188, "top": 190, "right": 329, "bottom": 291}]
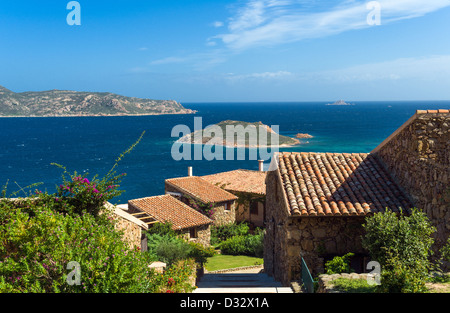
[{"left": 0, "top": 85, "right": 195, "bottom": 117}]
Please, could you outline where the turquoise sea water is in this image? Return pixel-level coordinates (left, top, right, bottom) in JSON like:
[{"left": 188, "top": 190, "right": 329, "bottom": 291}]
[{"left": 0, "top": 101, "right": 448, "bottom": 203}]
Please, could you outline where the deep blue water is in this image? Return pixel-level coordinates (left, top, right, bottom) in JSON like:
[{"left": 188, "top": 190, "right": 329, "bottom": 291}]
[{"left": 1, "top": 101, "right": 448, "bottom": 203}]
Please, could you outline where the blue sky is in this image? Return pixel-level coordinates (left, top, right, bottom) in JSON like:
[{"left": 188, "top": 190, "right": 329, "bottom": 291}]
[{"left": 0, "top": 0, "right": 449, "bottom": 102}]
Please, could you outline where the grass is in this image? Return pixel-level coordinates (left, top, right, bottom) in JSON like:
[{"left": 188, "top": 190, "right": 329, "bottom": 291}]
[
  {"left": 329, "top": 278, "right": 378, "bottom": 293},
  {"left": 204, "top": 254, "right": 263, "bottom": 272}
]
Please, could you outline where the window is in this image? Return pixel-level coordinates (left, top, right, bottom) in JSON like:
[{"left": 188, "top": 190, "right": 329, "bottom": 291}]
[
  {"left": 190, "top": 227, "right": 198, "bottom": 239},
  {"left": 224, "top": 202, "right": 230, "bottom": 211},
  {"left": 250, "top": 201, "right": 259, "bottom": 215}
]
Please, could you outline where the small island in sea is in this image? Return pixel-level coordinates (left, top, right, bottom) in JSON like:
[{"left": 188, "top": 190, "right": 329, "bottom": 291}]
[
  {"left": 177, "top": 120, "right": 305, "bottom": 148},
  {"left": 0, "top": 85, "right": 195, "bottom": 117},
  {"left": 296, "top": 133, "right": 313, "bottom": 139},
  {"left": 326, "top": 99, "right": 354, "bottom": 106}
]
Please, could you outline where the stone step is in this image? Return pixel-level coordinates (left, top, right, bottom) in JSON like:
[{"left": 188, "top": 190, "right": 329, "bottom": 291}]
[
  {"left": 196, "top": 273, "right": 285, "bottom": 289},
  {"left": 197, "top": 281, "right": 282, "bottom": 288},
  {"left": 193, "top": 287, "right": 293, "bottom": 293},
  {"left": 198, "top": 273, "right": 276, "bottom": 282}
]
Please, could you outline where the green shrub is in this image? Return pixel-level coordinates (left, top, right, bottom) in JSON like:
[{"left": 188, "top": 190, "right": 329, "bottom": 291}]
[
  {"left": 377, "top": 251, "right": 429, "bottom": 293},
  {"left": 325, "top": 253, "right": 354, "bottom": 274},
  {"left": 362, "top": 208, "right": 436, "bottom": 293},
  {"left": 146, "top": 222, "right": 177, "bottom": 237},
  {"left": 211, "top": 222, "right": 250, "bottom": 245},
  {"left": 147, "top": 234, "right": 190, "bottom": 265},
  {"left": 440, "top": 236, "right": 450, "bottom": 263},
  {"left": 219, "top": 232, "right": 264, "bottom": 257},
  {"left": 220, "top": 235, "right": 247, "bottom": 255},
  {"left": 0, "top": 202, "right": 154, "bottom": 293},
  {"left": 187, "top": 242, "right": 216, "bottom": 266},
  {"left": 244, "top": 232, "right": 264, "bottom": 258}
]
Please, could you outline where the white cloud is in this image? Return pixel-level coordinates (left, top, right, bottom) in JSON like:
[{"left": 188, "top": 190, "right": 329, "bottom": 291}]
[
  {"left": 225, "top": 70, "right": 294, "bottom": 83},
  {"left": 215, "top": 0, "right": 450, "bottom": 51},
  {"left": 317, "top": 54, "right": 450, "bottom": 83},
  {"left": 150, "top": 56, "right": 186, "bottom": 65},
  {"left": 212, "top": 21, "right": 225, "bottom": 27}
]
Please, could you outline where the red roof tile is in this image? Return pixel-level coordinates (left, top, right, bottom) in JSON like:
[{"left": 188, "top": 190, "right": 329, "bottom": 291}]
[
  {"left": 128, "top": 194, "right": 213, "bottom": 230},
  {"left": 165, "top": 176, "right": 238, "bottom": 204},
  {"left": 202, "top": 169, "right": 267, "bottom": 195},
  {"left": 277, "top": 152, "right": 413, "bottom": 216},
  {"left": 416, "top": 109, "right": 449, "bottom": 114}
]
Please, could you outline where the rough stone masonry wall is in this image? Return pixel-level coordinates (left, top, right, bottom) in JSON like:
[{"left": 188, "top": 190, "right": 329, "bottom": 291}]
[
  {"left": 113, "top": 213, "right": 143, "bottom": 250},
  {"left": 211, "top": 201, "right": 236, "bottom": 226},
  {"left": 264, "top": 169, "right": 292, "bottom": 285},
  {"left": 264, "top": 169, "right": 368, "bottom": 286},
  {"left": 164, "top": 183, "right": 235, "bottom": 226},
  {"left": 178, "top": 223, "right": 211, "bottom": 246},
  {"left": 374, "top": 111, "right": 450, "bottom": 255},
  {"left": 288, "top": 217, "right": 367, "bottom": 281}
]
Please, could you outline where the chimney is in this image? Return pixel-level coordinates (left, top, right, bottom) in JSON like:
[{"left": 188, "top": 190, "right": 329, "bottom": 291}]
[
  {"left": 188, "top": 166, "right": 193, "bottom": 177},
  {"left": 258, "top": 160, "right": 264, "bottom": 172}
]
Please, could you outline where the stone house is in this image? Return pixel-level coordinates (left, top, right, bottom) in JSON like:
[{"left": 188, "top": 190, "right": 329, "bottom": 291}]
[
  {"left": 106, "top": 202, "right": 149, "bottom": 251},
  {"left": 128, "top": 194, "right": 214, "bottom": 246},
  {"left": 371, "top": 109, "right": 450, "bottom": 253},
  {"left": 202, "top": 169, "right": 267, "bottom": 228},
  {"left": 264, "top": 109, "right": 449, "bottom": 286},
  {"left": 165, "top": 176, "right": 238, "bottom": 226}
]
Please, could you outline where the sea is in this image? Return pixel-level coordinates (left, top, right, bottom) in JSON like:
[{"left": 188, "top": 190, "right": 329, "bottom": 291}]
[{"left": 1, "top": 101, "right": 448, "bottom": 204}]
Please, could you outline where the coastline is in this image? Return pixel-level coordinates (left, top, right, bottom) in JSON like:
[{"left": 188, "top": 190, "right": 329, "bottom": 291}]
[
  {"left": 175, "top": 137, "right": 303, "bottom": 149},
  {"left": 0, "top": 110, "right": 197, "bottom": 118}
]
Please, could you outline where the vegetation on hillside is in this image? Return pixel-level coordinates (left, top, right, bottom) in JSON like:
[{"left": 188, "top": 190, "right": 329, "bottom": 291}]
[
  {"left": 178, "top": 120, "right": 301, "bottom": 147},
  {"left": 0, "top": 133, "right": 198, "bottom": 293},
  {"left": 0, "top": 85, "right": 194, "bottom": 117}
]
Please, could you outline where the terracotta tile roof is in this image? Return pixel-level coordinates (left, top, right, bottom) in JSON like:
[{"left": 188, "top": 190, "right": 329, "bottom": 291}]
[
  {"left": 165, "top": 176, "right": 238, "bottom": 204},
  {"left": 278, "top": 152, "right": 413, "bottom": 216},
  {"left": 202, "top": 169, "right": 267, "bottom": 195},
  {"left": 128, "top": 194, "right": 213, "bottom": 230},
  {"left": 416, "top": 109, "right": 449, "bottom": 114}
]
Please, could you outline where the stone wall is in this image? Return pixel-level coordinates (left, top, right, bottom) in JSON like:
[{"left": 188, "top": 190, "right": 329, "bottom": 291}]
[
  {"left": 264, "top": 169, "right": 368, "bottom": 286},
  {"left": 178, "top": 223, "right": 211, "bottom": 246},
  {"left": 264, "top": 169, "right": 292, "bottom": 284},
  {"left": 289, "top": 217, "right": 367, "bottom": 279},
  {"left": 211, "top": 201, "right": 236, "bottom": 226},
  {"left": 373, "top": 110, "right": 450, "bottom": 255},
  {"left": 112, "top": 210, "right": 144, "bottom": 250},
  {"left": 235, "top": 199, "right": 265, "bottom": 228}
]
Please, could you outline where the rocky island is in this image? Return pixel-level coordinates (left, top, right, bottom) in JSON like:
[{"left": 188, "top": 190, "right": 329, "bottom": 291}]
[
  {"left": 326, "top": 100, "right": 354, "bottom": 106},
  {"left": 295, "top": 133, "right": 313, "bottom": 139},
  {"left": 0, "top": 85, "right": 195, "bottom": 117},
  {"left": 177, "top": 120, "right": 301, "bottom": 148}
]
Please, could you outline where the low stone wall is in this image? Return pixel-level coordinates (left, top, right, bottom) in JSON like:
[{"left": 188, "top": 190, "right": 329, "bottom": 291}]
[{"left": 317, "top": 273, "right": 373, "bottom": 293}]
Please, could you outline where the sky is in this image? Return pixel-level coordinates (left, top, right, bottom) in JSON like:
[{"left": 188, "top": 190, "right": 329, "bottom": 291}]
[{"left": 0, "top": 0, "right": 450, "bottom": 102}]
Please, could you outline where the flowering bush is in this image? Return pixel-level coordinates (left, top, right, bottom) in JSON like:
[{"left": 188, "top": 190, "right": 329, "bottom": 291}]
[
  {"left": 37, "top": 168, "right": 126, "bottom": 217},
  {"left": 148, "top": 259, "right": 196, "bottom": 293},
  {"left": 0, "top": 201, "right": 155, "bottom": 293},
  {"left": 186, "top": 196, "right": 216, "bottom": 219}
]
